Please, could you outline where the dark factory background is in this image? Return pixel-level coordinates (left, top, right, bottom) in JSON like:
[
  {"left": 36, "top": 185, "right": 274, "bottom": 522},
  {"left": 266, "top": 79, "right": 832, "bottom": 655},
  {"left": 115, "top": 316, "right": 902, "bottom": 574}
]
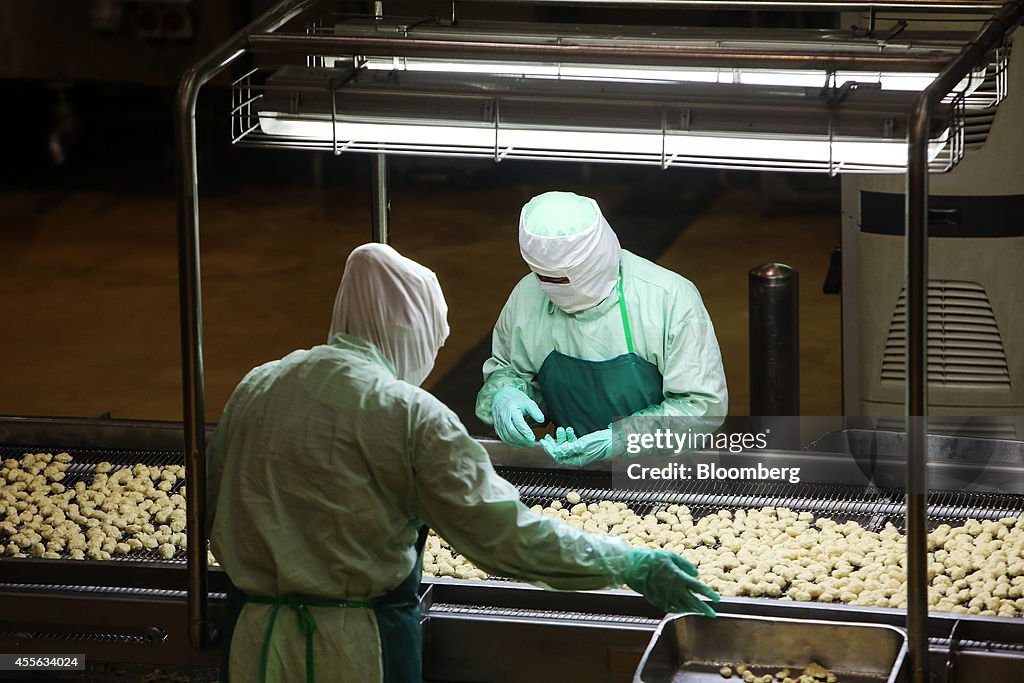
[{"left": 1, "top": 1, "right": 842, "bottom": 434}]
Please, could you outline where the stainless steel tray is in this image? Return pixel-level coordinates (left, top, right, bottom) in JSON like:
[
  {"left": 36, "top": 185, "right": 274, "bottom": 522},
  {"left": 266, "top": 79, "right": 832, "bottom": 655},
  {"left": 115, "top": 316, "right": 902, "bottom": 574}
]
[{"left": 634, "top": 614, "right": 906, "bottom": 683}]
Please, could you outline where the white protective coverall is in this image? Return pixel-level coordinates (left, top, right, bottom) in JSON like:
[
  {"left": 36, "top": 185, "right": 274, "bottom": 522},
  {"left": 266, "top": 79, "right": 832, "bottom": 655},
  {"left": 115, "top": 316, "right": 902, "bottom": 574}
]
[{"left": 476, "top": 192, "right": 728, "bottom": 463}]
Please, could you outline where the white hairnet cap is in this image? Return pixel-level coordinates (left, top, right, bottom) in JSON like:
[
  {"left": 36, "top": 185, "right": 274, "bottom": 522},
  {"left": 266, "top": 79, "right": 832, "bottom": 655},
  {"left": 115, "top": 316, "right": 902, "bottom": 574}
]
[
  {"left": 329, "top": 243, "right": 450, "bottom": 386},
  {"left": 518, "top": 191, "right": 621, "bottom": 314}
]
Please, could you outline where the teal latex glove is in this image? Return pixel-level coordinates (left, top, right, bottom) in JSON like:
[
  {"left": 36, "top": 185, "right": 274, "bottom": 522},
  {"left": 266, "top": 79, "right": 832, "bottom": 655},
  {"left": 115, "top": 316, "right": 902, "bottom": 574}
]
[
  {"left": 554, "top": 426, "right": 576, "bottom": 444},
  {"left": 540, "top": 427, "right": 612, "bottom": 466},
  {"left": 623, "top": 548, "right": 720, "bottom": 617},
  {"left": 491, "top": 386, "right": 545, "bottom": 447}
]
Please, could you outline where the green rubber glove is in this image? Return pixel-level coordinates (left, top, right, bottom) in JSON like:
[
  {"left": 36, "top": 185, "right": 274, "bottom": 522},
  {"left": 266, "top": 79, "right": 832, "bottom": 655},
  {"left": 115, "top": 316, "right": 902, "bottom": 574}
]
[
  {"left": 622, "top": 548, "right": 720, "bottom": 617},
  {"left": 554, "top": 426, "right": 576, "bottom": 444},
  {"left": 491, "top": 386, "right": 544, "bottom": 448},
  {"left": 540, "top": 427, "right": 612, "bottom": 466}
]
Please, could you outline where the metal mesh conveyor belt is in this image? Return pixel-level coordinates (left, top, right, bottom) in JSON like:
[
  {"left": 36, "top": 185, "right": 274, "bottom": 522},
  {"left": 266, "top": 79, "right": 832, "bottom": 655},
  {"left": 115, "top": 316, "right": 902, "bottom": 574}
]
[
  {"left": 426, "top": 602, "right": 661, "bottom": 626},
  {"left": 0, "top": 444, "right": 187, "bottom": 563},
  {"left": 0, "top": 583, "right": 225, "bottom": 599},
  {"left": 5, "top": 441, "right": 1024, "bottom": 665},
  {"left": 0, "top": 630, "right": 148, "bottom": 646},
  {"left": 0, "top": 444, "right": 184, "bottom": 469},
  {"left": 4, "top": 444, "right": 1024, "bottom": 567},
  {"left": 495, "top": 466, "right": 1024, "bottom": 533}
]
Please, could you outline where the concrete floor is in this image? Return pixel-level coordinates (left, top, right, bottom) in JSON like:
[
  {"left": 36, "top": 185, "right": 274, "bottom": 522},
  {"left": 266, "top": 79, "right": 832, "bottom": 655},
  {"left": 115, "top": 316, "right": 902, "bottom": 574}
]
[{"left": 0, "top": 170, "right": 841, "bottom": 427}]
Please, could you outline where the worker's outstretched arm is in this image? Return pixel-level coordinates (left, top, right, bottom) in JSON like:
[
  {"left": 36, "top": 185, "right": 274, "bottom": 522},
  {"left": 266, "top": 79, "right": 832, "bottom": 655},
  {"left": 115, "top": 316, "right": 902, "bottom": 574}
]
[{"left": 412, "top": 398, "right": 718, "bottom": 615}]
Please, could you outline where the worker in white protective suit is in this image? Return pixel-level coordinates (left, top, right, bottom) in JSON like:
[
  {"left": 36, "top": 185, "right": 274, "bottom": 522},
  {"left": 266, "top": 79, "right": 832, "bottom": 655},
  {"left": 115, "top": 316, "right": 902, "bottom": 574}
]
[
  {"left": 207, "top": 243, "right": 719, "bottom": 683},
  {"left": 476, "top": 191, "right": 728, "bottom": 466}
]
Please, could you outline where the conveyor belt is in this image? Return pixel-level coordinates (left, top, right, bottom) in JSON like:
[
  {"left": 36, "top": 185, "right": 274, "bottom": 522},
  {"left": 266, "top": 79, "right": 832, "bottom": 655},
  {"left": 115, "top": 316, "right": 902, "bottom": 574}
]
[
  {"left": 0, "top": 630, "right": 148, "bottom": 645},
  {"left": 496, "top": 466, "right": 1024, "bottom": 532},
  {"left": 0, "top": 583, "right": 225, "bottom": 600},
  {"left": 7, "top": 442, "right": 1024, "bottom": 532},
  {"left": 4, "top": 440, "right": 1024, "bottom": 676},
  {"left": 0, "top": 444, "right": 184, "bottom": 468},
  {"left": 427, "top": 603, "right": 661, "bottom": 627},
  {"left": 1, "top": 444, "right": 187, "bottom": 563},
  {"left": 4, "top": 445, "right": 1024, "bottom": 569}
]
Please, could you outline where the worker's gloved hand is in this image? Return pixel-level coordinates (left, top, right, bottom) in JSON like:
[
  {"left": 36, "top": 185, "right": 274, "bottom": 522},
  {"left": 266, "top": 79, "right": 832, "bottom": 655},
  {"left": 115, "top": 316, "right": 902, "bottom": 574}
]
[
  {"left": 554, "top": 426, "right": 577, "bottom": 444},
  {"left": 491, "top": 386, "right": 544, "bottom": 448},
  {"left": 540, "top": 428, "right": 612, "bottom": 467},
  {"left": 622, "top": 548, "right": 720, "bottom": 617}
]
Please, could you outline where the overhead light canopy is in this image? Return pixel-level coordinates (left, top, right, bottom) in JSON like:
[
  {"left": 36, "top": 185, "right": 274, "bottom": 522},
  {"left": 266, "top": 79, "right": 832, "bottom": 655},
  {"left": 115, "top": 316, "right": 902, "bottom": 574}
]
[
  {"left": 230, "top": 17, "right": 1008, "bottom": 173},
  {"left": 240, "top": 65, "right": 957, "bottom": 173},
  {"left": 304, "top": 19, "right": 993, "bottom": 98}
]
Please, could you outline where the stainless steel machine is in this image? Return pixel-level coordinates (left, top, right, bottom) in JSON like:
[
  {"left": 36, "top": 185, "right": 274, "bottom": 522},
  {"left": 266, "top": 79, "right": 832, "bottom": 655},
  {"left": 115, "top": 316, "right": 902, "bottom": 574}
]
[
  {"left": 3, "top": 0, "right": 1024, "bottom": 681},
  {"left": 840, "top": 14, "right": 1024, "bottom": 429}
]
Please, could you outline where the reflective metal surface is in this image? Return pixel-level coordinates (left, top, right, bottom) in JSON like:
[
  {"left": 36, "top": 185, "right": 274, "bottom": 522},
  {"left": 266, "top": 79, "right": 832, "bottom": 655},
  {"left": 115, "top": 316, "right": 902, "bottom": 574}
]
[{"left": 635, "top": 613, "right": 906, "bottom": 682}]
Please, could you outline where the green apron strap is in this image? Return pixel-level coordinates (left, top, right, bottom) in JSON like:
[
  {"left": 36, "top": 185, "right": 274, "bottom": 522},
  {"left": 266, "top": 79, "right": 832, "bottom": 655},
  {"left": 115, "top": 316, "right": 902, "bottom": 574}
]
[
  {"left": 249, "top": 594, "right": 374, "bottom": 683},
  {"left": 616, "top": 271, "right": 634, "bottom": 354},
  {"left": 256, "top": 599, "right": 282, "bottom": 683}
]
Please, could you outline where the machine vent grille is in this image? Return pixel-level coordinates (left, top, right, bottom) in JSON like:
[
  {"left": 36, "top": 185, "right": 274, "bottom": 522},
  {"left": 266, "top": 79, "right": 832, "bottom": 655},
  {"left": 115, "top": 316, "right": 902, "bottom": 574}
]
[{"left": 881, "top": 280, "right": 1010, "bottom": 387}]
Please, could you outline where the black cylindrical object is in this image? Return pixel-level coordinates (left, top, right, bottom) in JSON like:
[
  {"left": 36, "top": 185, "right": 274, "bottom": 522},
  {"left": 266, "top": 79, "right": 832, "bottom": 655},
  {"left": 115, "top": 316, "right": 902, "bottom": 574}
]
[{"left": 749, "top": 263, "right": 799, "bottom": 416}]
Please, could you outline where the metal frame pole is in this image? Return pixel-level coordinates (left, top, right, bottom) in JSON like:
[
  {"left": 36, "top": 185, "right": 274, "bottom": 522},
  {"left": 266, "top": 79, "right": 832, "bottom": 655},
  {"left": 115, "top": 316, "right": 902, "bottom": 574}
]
[
  {"left": 372, "top": 154, "right": 391, "bottom": 243},
  {"left": 248, "top": 33, "right": 959, "bottom": 71},
  {"left": 369, "top": 1, "right": 390, "bottom": 244},
  {"left": 904, "top": 4, "right": 1022, "bottom": 681},
  {"left": 905, "top": 103, "right": 930, "bottom": 683},
  {"left": 174, "top": 0, "right": 316, "bottom": 649}
]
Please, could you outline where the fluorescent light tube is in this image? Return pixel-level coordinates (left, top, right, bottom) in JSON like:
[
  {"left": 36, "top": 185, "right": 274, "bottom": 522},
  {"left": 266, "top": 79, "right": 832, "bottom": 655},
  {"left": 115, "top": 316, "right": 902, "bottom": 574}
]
[
  {"left": 356, "top": 56, "right": 986, "bottom": 94},
  {"left": 257, "top": 114, "right": 949, "bottom": 169}
]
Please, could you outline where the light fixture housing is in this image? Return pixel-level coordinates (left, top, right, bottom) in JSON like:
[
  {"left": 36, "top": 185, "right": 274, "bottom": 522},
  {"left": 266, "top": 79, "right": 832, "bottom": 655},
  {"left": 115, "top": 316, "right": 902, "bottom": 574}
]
[
  {"left": 351, "top": 56, "right": 988, "bottom": 96},
  {"left": 239, "top": 65, "right": 959, "bottom": 174},
  {"left": 313, "top": 19, "right": 996, "bottom": 102}
]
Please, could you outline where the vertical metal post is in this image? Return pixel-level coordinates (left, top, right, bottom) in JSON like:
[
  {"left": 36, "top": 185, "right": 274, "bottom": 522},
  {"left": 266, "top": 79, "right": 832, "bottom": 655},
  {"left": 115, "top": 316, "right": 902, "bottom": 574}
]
[
  {"left": 370, "top": 0, "right": 389, "bottom": 244},
  {"left": 839, "top": 175, "right": 860, "bottom": 417},
  {"left": 174, "top": 0, "right": 316, "bottom": 650},
  {"left": 902, "top": 7, "right": 1022, "bottom": 681},
  {"left": 176, "top": 67, "right": 211, "bottom": 651},
  {"left": 749, "top": 263, "right": 800, "bottom": 418},
  {"left": 372, "top": 153, "right": 391, "bottom": 243},
  {"left": 906, "top": 98, "right": 930, "bottom": 683}
]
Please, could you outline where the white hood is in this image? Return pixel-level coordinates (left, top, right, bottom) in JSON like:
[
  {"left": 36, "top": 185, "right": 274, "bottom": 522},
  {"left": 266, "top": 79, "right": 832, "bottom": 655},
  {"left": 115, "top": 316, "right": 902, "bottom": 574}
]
[
  {"left": 329, "top": 243, "right": 450, "bottom": 386},
  {"left": 518, "top": 193, "right": 621, "bottom": 314}
]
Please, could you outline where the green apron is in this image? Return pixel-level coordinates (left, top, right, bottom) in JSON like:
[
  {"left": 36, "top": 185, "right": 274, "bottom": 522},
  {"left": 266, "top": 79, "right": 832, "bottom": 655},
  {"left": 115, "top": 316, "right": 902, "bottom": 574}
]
[
  {"left": 537, "top": 272, "right": 664, "bottom": 436},
  {"left": 373, "top": 525, "right": 430, "bottom": 683},
  {"left": 233, "top": 525, "right": 429, "bottom": 683}
]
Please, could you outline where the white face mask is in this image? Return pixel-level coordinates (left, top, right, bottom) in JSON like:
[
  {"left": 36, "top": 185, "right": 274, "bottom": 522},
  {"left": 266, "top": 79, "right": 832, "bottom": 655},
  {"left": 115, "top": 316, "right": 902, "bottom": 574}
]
[
  {"left": 519, "top": 199, "right": 621, "bottom": 314},
  {"left": 537, "top": 278, "right": 610, "bottom": 314}
]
